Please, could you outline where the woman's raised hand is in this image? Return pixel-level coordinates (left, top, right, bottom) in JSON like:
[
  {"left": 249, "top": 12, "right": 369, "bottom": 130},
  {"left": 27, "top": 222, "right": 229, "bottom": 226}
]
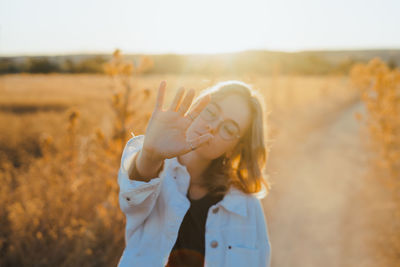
[{"left": 141, "top": 80, "right": 213, "bottom": 161}]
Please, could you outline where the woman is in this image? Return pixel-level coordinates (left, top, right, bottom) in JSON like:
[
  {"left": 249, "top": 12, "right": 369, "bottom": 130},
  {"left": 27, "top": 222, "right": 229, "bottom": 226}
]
[{"left": 117, "top": 80, "right": 272, "bottom": 267}]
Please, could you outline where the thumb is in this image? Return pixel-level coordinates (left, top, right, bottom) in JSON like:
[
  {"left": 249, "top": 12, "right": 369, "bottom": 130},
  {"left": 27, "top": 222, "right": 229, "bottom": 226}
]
[{"left": 186, "top": 134, "right": 214, "bottom": 152}]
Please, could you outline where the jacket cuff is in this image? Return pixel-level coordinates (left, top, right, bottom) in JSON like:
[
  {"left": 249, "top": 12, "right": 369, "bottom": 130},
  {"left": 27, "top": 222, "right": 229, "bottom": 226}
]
[{"left": 118, "top": 135, "right": 164, "bottom": 203}]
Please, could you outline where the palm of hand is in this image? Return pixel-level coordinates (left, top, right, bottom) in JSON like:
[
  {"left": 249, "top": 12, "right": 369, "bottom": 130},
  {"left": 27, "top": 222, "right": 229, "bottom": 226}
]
[
  {"left": 145, "top": 110, "right": 191, "bottom": 159},
  {"left": 141, "top": 81, "right": 213, "bottom": 160}
]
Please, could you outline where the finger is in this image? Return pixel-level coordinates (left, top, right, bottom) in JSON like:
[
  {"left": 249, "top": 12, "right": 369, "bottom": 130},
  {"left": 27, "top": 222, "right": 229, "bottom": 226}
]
[
  {"left": 155, "top": 80, "right": 166, "bottom": 111},
  {"left": 185, "top": 133, "right": 214, "bottom": 153},
  {"left": 185, "top": 94, "right": 211, "bottom": 122},
  {"left": 177, "top": 88, "right": 195, "bottom": 115},
  {"left": 169, "top": 87, "right": 185, "bottom": 111}
]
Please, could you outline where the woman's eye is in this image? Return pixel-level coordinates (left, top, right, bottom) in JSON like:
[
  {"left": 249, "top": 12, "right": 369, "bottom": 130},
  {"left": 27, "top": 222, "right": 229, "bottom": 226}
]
[
  {"left": 206, "top": 109, "right": 216, "bottom": 117},
  {"left": 224, "top": 126, "right": 234, "bottom": 135}
]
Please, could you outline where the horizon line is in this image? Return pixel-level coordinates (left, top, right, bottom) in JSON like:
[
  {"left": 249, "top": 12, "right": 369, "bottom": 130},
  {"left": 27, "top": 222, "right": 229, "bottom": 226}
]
[{"left": 1, "top": 47, "right": 400, "bottom": 58}]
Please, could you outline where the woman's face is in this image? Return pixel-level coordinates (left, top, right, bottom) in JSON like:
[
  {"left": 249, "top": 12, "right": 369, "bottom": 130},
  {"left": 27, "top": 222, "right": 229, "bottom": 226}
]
[{"left": 186, "top": 93, "right": 252, "bottom": 160}]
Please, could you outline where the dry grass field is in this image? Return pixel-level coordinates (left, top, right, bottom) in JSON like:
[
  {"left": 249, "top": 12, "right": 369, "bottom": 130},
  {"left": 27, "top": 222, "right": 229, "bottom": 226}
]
[{"left": 0, "top": 72, "right": 398, "bottom": 266}]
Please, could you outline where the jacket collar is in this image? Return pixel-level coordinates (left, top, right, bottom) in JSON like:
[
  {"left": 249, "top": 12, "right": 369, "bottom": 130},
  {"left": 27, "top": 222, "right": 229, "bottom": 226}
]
[
  {"left": 168, "top": 157, "right": 248, "bottom": 218},
  {"left": 217, "top": 186, "right": 248, "bottom": 217}
]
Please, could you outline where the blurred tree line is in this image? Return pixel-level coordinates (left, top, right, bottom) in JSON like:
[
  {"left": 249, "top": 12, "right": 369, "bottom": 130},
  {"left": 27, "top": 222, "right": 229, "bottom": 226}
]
[
  {"left": 0, "top": 56, "right": 107, "bottom": 74},
  {"left": 0, "top": 50, "right": 398, "bottom": 75}
]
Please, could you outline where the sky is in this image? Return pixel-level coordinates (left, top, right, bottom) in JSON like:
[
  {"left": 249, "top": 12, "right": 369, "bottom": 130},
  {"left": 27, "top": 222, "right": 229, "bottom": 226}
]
[{"left": 0, "top": 0, "right": 399, "bottom": 56}]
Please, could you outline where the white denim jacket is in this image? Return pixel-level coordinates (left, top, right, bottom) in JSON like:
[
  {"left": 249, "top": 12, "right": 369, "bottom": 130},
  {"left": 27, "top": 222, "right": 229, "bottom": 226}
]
[{"left": 117, "top": 135, "right": 271, "bottom": 267}]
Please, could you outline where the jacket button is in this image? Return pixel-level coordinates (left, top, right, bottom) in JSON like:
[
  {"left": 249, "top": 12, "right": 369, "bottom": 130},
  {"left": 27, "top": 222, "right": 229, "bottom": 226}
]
[
  {"left": 212, "top": 207, "right": 219, "bottom": 214},
  {"left": 210, "top": 240, "right": 218, "bottom": 248}
]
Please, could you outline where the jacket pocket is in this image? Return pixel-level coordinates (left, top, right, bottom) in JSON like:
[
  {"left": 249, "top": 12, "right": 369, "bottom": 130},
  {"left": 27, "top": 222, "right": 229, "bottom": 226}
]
[
  {"left": 221, "top": 226, "right": 257, "bottom": 249},
  {"left": 225, "top": 245, "right": 259, "bottom": 267}
]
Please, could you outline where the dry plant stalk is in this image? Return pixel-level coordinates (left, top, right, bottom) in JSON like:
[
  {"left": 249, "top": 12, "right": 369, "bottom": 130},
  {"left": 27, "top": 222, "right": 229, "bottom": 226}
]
[
  {"left": 66, "top": 108, "right": 80, "bottom": 168},
  {"left": 103, "top": 49, "right": 154, "bottom": 151}
]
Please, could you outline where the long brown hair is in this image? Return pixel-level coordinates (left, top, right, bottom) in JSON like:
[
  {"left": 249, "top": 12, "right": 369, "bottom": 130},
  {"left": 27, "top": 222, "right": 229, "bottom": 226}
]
[{"left": 193, "top": 80, "right": 271, "bottom": 199}]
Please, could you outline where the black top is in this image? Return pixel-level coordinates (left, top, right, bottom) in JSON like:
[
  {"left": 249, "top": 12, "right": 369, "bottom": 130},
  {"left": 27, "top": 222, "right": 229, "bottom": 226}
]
[{"left": 165, "top": 191, "right": 224, "bottom": 267}]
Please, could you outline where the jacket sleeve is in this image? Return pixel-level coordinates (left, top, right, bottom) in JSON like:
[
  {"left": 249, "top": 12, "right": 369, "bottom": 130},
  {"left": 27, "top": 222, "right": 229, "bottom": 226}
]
[
  {"left": 117, "top": 134, "right": 164, "bottom": 228},
  {"left": 254, "top": 198, "right": 272, "bottom": 267}
]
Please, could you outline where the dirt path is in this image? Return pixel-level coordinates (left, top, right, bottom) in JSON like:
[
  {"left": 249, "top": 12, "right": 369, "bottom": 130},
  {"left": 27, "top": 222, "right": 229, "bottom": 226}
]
[{"left": 262, "top": 99, "right": 380, "bottom": 267}]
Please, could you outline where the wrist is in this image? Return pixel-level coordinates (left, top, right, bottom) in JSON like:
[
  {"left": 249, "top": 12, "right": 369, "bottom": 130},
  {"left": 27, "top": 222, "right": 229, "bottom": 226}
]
[
  {"left": 140, "top": 147, "right": 164, "bottom": 164},
  {"left": 136, "top": 149, "right": 164, "bottom": 177}
]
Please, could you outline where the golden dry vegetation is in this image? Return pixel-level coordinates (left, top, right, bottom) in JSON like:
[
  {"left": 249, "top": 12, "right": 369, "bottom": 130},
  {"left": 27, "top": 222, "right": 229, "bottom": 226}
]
[
  {"left": 351, "top": 58, "right": 400, "bottom": 179},
  {"left": 0, "top": 54, "right": 398, "bottom": 266},
  {"left": 350, "top": 58, "right": 400, "bottom": 264}
]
